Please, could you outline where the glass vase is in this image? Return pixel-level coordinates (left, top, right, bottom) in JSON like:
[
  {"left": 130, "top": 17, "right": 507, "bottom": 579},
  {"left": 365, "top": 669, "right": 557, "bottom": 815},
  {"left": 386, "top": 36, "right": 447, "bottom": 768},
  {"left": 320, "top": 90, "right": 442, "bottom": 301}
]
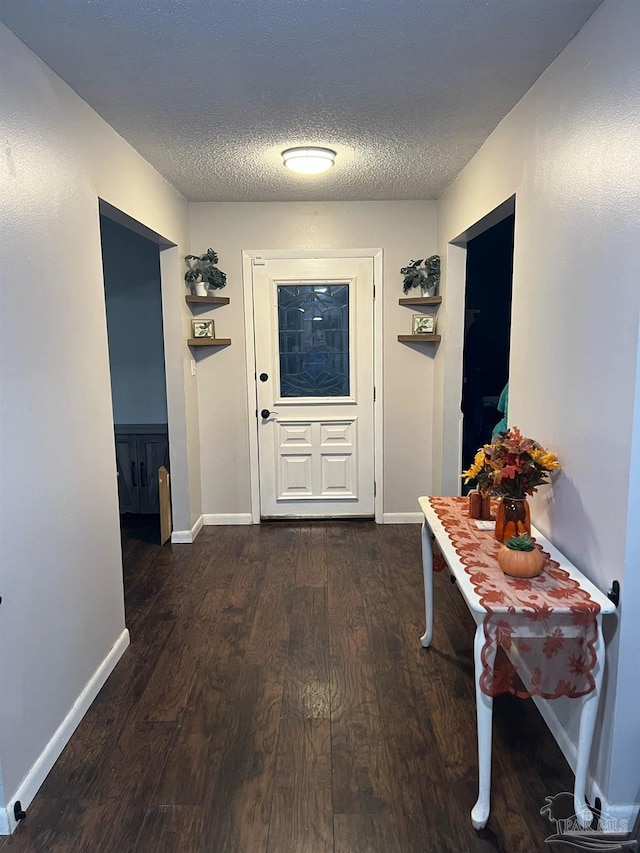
[{"left": 494, "top": 497, "right": 531, "bottom": 542}]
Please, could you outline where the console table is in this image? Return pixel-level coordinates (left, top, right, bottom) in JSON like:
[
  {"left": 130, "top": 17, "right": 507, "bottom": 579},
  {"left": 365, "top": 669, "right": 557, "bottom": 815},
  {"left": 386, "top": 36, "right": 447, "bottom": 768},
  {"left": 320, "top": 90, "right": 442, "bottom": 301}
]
[{"left": 418, "top": 496, "right": 615, "bottom": 830}]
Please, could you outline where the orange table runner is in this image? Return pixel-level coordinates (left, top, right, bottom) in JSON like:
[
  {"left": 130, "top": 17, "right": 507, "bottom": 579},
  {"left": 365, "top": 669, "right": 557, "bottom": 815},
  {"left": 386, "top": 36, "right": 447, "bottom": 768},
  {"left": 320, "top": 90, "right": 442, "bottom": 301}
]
[{"left": 429, "top": 497, "right": 600, "bottom": 699}]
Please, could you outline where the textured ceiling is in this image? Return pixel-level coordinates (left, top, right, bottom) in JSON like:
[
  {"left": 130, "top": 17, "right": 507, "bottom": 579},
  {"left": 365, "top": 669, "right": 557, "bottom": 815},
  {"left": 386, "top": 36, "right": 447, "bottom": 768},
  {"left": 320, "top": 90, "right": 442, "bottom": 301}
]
[{"left": 1, "top": 0, "right": 603, "bottom": 202}]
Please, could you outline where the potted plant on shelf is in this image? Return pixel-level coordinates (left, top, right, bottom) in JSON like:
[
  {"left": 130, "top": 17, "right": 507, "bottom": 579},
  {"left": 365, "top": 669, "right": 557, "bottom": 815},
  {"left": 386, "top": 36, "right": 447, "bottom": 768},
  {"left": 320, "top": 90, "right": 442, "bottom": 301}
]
[
  {"left": 462, "top": 426, "right": 561, "bottom": 542},
  {"left": 401, "top": 255, "right": 440, "bottom": 295},
  {"left": 185, "top": 248, "right": 227, "bottom": 296}
]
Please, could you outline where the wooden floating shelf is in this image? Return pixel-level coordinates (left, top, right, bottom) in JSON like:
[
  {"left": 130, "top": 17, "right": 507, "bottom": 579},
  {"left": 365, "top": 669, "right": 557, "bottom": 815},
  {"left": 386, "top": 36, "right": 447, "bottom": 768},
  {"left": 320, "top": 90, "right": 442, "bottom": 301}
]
[
  {"left": 398, "top": 295, "right": 442, "bottom": 306},
  {"left": 185, "top": 295, "right": 230, "bottom": 306},
  {"left": 398, "top": 334, "right": 442, "bottom": 343},
  {"left": 187, "top": 338, "right": 232, "bottom": 347}
]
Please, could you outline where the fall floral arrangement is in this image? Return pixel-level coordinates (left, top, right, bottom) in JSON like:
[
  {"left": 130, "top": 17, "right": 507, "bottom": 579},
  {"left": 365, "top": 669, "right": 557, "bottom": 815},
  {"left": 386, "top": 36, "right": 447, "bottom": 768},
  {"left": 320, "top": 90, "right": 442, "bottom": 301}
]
[{"left": 462, "top": 427, "right": 561, "bottom": 499}]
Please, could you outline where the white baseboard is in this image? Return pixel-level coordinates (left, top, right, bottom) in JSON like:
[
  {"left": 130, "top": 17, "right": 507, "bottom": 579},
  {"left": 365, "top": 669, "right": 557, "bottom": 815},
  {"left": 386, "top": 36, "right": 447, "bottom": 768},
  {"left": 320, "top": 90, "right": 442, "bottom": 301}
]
[
  {"left": 382, "top": 512, "right": 423, "bottom": 524},
  {"left": 531, "top": 695, "right": 576, "bottom": 773},
  {"left": 203, "top": 513, "right": 253, "bottom": 525},
  {"left": 171, "top": 515, "right": 253, "bottom": 540},
  {"left": 171, "top": 514, "right": 204, "bottom": 543},
  {"left": 2, "top": 628, "right": 130, "bottom": 835},
  {"left": 531, "top": 694, "right": 638, "bottom": 829},
  {"left": 606, "top": 802, "right": 639, "bottom": 831}
]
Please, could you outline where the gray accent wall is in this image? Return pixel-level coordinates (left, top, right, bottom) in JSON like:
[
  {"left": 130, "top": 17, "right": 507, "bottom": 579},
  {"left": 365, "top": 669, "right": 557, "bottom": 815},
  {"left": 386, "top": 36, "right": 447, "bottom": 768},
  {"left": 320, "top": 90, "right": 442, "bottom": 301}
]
[{"left": 101, "top": 216, "right": 168, "bottom": 425}]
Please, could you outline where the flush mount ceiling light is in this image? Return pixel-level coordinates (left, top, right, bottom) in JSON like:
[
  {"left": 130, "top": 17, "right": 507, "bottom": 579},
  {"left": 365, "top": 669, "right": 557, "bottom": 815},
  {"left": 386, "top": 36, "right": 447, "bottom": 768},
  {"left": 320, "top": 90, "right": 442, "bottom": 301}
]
[{"left": 282, "top": 147, "right": 336, "bottom": 175}]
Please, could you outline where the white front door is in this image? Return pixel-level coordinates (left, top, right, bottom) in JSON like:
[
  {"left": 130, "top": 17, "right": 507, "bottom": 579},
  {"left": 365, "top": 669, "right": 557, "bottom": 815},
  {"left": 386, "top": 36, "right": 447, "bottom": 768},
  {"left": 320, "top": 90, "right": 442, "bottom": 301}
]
[{"left": 252, "top": 256, "right": 375, "bottom": 518}]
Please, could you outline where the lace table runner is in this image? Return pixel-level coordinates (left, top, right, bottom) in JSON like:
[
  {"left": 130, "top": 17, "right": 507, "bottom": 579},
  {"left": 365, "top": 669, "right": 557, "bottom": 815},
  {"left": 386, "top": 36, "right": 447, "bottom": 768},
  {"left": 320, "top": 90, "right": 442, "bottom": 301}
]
[{"left": 429, "top": 497, "right": 600, "bottom": 699}]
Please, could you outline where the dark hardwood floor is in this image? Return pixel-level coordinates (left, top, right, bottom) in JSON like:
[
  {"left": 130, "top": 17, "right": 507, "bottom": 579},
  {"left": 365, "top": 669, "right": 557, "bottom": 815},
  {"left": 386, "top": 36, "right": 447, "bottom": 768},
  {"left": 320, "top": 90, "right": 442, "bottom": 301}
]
[{"left": 2, "top": 521, "right": 576, "bottom": 852}]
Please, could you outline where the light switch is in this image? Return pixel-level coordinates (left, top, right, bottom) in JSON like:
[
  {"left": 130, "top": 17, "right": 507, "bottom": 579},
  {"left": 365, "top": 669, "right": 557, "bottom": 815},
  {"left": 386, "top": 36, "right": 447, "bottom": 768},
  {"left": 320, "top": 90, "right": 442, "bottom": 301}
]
[{"left": 191, "top": 358, "right": 197, "bottom": 376}]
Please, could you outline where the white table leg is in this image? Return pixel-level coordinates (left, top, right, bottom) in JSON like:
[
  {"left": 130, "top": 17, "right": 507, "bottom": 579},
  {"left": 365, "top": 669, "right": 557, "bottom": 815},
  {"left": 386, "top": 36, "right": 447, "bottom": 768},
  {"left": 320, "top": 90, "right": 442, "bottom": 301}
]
[
  {"left": 573, "top": 615, "right": 605, "bottom": 828},
  {"left": 420, "top": 520, "right": 434, "bottom": 648},
  {"left": 471, "top": 622, "right": 495, "bottom": 830}
]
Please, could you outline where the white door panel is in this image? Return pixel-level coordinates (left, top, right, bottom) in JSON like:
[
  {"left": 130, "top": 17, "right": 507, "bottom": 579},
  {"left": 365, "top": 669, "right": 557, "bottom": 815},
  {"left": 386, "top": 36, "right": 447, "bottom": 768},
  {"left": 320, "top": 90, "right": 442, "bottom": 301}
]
[{"left": 253, "top": 257, "right": 374, "bottom": 518}]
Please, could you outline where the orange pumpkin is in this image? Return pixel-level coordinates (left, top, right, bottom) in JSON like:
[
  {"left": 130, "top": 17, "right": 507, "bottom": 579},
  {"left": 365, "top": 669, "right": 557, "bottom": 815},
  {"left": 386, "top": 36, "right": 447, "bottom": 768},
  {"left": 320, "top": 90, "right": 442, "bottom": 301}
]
[{"left": 498, "top": 544, "right": 544, "bottom": 578}]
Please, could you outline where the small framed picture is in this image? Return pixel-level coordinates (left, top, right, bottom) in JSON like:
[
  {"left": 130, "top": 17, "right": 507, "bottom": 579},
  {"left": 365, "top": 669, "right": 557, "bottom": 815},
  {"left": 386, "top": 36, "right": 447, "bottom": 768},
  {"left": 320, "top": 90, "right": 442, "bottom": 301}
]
[
  {"left": 413, "top": 314, "right": 436, "bottom": 335},
  {"left": 192, "top": 319, "right": 215, "bottom": 339}
]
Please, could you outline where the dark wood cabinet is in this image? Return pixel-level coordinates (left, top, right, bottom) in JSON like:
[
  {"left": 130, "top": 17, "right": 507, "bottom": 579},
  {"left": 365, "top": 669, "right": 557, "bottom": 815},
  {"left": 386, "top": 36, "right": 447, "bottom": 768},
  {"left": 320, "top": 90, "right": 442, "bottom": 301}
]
[{"left": 115, "top": 425, "right": 169, "bottom": 514}]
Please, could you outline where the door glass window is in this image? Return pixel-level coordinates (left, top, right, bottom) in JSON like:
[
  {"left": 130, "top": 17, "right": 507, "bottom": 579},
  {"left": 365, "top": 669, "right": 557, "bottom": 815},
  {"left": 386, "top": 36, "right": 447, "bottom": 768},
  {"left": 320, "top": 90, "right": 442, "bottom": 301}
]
[{"left": 277, "top": 283, "right": 349, "bottom": 397}]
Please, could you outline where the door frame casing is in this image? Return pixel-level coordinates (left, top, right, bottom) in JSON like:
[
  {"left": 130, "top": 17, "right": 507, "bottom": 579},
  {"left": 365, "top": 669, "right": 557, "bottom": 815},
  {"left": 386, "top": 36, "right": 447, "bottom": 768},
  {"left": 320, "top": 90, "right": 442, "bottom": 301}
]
[{"left": 242, "top": 248, "right": 384, "bottom": 524}]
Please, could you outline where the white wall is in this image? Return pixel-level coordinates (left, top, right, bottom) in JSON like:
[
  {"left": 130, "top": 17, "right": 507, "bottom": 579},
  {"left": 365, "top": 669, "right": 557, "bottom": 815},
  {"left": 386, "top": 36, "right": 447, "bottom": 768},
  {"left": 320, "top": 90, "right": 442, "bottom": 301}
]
[
  {"left": 101, "top": 216, "right": 168, "bottom": 425},
  {"left": 0, "top": 23, "right": 195, "bottom": 823},
  {"left": 611, "top": 320, "right": 640, "bottom": 809},
  {"left": 435, "top": 0, "right": 640, "bottom": 812},
  {"left": 188, "top": 201, "right": 437, "bottom": 518},
  {"left": 0, "top": 763, "right": 4, "bottom": 833}
]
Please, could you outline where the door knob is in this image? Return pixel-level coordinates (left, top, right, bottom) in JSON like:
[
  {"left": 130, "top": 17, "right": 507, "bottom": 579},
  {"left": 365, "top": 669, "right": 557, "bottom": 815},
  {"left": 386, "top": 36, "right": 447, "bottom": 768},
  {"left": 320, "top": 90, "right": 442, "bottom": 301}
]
[{"left": 260, "top": 409, "right": 277, "bottom": 419}]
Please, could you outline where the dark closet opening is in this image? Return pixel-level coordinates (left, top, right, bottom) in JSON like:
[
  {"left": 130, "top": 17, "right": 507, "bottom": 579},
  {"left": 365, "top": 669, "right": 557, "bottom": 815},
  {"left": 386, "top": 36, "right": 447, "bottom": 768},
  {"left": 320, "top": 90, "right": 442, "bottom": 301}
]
[
  {"left": 100, "top": 214, "right": 169, "bottom": 544},
  {"left": 461, "top": 214, "right": 514, "bottom": 485}
]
